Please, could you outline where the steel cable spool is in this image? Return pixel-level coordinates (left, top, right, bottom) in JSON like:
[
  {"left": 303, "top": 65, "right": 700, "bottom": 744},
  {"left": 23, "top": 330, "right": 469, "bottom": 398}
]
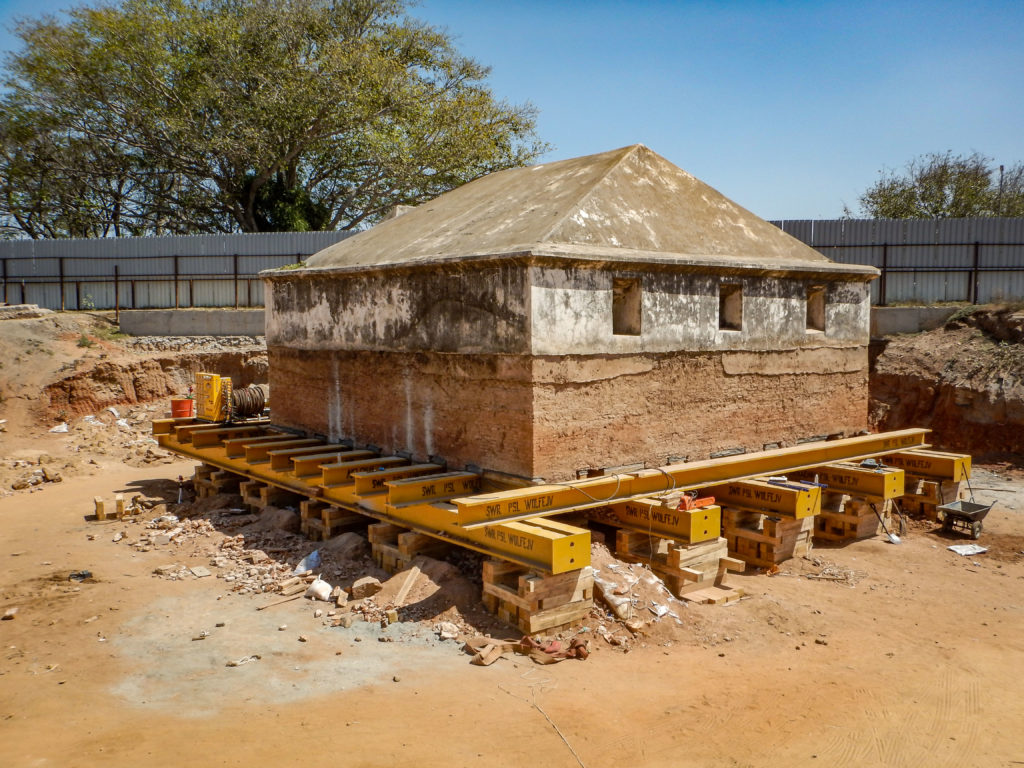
[{"left": 231, "top": 384, "right": 268, "bottom": 419}]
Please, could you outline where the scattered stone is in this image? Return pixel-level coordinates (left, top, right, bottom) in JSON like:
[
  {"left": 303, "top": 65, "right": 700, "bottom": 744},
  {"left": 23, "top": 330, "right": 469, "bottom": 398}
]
[
  {"left": 2, "top": 607, "right": 17, "bottom": 620},
  {"left": 350, "top": 576, "right": 382, "bottom": 599},
  {"left": 392, "top": 675, "right": 401, "bottom": 682},
  {"left": 298, "top": 635, "right": 308, "bottom": 643},
  {"left": 314, "top": 609, "right": 323, "bottom": 618},
  {"left": 278, "top": 624, "right": 287, "bottom": 631},
  {"left": 154, "top": 564, "right": 179, "bottom": 576},
  {"left": 190, "top": 566, "right": 212, "bottom": 578},
  {"left": 435, "top": 621, "right": 460, "bottom": 641}
]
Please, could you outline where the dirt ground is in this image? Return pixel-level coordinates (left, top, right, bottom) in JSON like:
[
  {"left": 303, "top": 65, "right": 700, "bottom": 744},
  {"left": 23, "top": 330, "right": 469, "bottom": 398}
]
[{"left": 1, "top": 310, "right": 1024, "bottom": 767}]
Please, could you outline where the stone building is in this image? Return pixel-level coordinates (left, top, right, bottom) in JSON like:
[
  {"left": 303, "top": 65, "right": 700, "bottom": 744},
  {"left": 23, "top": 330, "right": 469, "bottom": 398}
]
[{"left": 263, "top": 145, "right": 877, "bottom": 482}]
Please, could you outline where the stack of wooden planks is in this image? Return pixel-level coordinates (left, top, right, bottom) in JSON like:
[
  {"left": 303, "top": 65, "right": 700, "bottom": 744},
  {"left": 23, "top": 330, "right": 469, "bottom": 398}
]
[
  {"left": 481, "top": 559, "right": 594, "bottom": 634},
  {"left": 299, "top": 499, "right": 367, "bottom": 540},
  {"left": 723, "top": 508, "right": 814, "bottom": 568},
  {"left": 367, "top": 523, "right": 454, "bottom": 573},
  {"left": 614, "top": 530, "right": 738, "bottom": 597},
  {"left": 813, "top": 495, "right": 892, "bottom": 542}
]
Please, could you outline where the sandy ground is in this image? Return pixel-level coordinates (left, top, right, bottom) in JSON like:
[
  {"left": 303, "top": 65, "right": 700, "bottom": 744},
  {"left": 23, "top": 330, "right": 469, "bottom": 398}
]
[
  {"left": 1, "top": 311, "right": 1023, "bottom": 767},
  {"left": 2, "top": 454, "right": 1022, "bottom": 768}
]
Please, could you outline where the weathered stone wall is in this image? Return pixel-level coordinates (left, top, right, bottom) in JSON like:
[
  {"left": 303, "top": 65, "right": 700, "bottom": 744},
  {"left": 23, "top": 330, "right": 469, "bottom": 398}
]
[
  {"left": 265, "top": 258, "right": 873, "bottom": 481},
  {"left": 268, "top": 348, "right": 537, "bottom": 478},
  {"left": 267, "top": 260, "right": 871, "bottom": 356},
  {"left": 531, "top": 349, "right": 869, "bottom": 480},
  {"left": 269, "top": 345, "right": 869, "bottom": 482},
  {"left": 529, "top": 265, "right": 870, "bottom": 355},
  {"left": 266, "top": 262, "right": 530, "bottom": 354}
]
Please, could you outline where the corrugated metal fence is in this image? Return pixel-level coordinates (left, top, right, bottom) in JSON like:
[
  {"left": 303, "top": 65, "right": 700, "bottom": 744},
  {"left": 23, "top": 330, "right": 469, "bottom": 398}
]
[
  {"left": 0, "top": 231, "right": 351, "bottom": 311},
  {"left": 771, "top": 218, "right": 1024, "bottom": 305},
  {"left": 3, "top": 220, "right": 1023, "bottom": 310}
]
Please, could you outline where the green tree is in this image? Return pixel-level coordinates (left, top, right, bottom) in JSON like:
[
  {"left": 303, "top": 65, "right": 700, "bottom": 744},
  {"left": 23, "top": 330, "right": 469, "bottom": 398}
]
[
  {"left": 0, "top": 0, "right": 547, "bottom": 237},
  {"left": 847, "top": 151, "right": 1024, "bottom": 218}
]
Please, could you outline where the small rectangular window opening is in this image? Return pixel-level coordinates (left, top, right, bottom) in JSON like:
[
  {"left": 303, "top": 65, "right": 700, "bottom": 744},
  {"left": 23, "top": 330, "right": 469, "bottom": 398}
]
[
  {"left": 719, "top": 283, "right": 742, "bottom": 331},
  {"left": 612, "top": 277, "right": 642, "bottom": 336},
  {"left": 807, "top": 285, "right": 826, "bottom": 332}
]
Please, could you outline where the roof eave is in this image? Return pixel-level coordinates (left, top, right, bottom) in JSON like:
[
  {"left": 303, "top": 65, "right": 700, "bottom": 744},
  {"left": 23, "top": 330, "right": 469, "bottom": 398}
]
[{"left": 261, "top": 246, "right": 879, "bottom": 282}]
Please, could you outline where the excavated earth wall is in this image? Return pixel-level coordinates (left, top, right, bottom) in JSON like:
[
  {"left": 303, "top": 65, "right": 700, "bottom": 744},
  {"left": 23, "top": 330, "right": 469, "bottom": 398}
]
[
  {"left": 870, "top": 307, "right": 1024, "bottom": 458},
  {"left": 45, "top": 351, "right": 268, "bottom": 420}
]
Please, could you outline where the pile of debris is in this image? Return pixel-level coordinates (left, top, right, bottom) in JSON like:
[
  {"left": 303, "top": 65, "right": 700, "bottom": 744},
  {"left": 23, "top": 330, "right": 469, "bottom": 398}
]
[
  {"left": 125, "top": 335, "right": 265, "bottom": 354},
  {"left": 98, "top": 488, "right": 702, "bottom": 655},
  {"left": 61, "top": 405, "right": 173, "bottom": 466},
  {"left": 7, "top": 457, "right": 65, "bottom": 491}
]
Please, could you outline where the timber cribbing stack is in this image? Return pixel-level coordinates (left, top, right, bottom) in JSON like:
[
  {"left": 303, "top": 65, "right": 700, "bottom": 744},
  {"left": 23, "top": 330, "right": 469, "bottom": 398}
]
[{"left": 155, "top": 420, "right": 967, "bottom": 632}]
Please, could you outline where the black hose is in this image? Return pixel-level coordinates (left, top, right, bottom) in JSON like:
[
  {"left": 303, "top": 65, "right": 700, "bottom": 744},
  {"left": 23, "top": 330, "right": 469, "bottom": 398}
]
[{"left": 232, "top": 384, "right": 268, "bottom": 419}]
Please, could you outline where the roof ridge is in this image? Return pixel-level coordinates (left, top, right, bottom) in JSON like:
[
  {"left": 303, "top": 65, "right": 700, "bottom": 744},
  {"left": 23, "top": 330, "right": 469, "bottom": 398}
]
[{"left": 537, "top": 144, "right": 644, "bottom": 243}]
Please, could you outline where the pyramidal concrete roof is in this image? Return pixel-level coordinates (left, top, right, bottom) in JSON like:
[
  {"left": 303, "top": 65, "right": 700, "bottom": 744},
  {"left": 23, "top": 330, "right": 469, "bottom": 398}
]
[{"left": 299, "top": 145, "right": 873, "bottom": 276}]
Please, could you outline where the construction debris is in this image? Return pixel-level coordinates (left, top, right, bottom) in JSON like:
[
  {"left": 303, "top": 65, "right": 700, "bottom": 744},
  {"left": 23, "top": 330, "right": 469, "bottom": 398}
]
[{"left": 802, "top": 557, "right": 868, "bottom": 586}]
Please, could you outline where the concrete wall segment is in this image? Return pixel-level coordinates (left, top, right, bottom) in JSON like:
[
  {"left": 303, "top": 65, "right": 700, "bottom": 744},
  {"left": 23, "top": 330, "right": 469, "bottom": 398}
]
[
  {"left": 119, "top": 309, "right": 264, "bottom": 336},
  {"left": 266, "top": 262, "right": 531, "bottom": 354},
  {"left": 528, "top": 264, "right": 871, "bottom": 356}
]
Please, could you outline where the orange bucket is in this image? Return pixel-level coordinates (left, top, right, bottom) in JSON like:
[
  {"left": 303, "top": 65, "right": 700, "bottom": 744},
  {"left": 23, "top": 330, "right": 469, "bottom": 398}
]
[{"left": 170, "top": 398, "right": 194, "bottom": 418}]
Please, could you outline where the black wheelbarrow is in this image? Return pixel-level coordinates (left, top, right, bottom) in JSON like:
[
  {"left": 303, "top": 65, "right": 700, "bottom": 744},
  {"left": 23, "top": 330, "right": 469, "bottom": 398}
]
[{"left": 936, "top": 499, "right": 995, "bottom": 540}]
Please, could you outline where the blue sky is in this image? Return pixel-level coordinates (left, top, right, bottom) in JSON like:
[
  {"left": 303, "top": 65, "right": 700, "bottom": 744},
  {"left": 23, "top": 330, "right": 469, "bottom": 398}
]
[{"left": 2, "top": 0, "right": 1022, "bottom": 219}]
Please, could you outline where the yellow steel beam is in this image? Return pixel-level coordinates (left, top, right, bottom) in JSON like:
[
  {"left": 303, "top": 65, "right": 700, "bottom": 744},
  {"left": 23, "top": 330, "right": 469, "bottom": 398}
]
[
  {"left": 174, "top": 422, "right": 239, "bottom": 443},
  {"left": 291, "top": 450, "right": 375, "bottom": 477},
  {"left": 321, "top": 456, "right": 408, "bottom": 487},
  {"left": 361, "top": 498, "right": 589, "bottom": 574},
  {"left": 268, "top": 443, "right": 353, "bottom": 471},
  {"left": 154, "top": 426, "right": 590, "bottom": 574},
  {"left": 223, "top": 433, "right": 293, "bottom": 458},
  {"left": 475, "top": 517, "right": 588, "bottom": 573},
  {"left": 597, "top": 499, "right": 721, "bottom": 543},
  {"left": 244, "top": 438, "right": 322, "bottom": 463},
  {"left": 790, "top": 463, "right": 904, "bottom": 499},
  {"left": 704, "top": 479, "right": 821, "bottom": 519},
  {"left": 352, "top": 463, "right": 445, "bottom": 495},
  {"left": 192, "top": 424, "right": 271, "bottom": 448},
  {"left": 153, "top": 417, "right": 198, "bottom": 436},
  {"left": 882, "top": 450, "right": 971, "bottom": 482},
  {"left": 455, "top": 429, "right": 930, "bottom": 528},
  {"left": 386, "top": 471, "right": 482, "bottom": 505}
]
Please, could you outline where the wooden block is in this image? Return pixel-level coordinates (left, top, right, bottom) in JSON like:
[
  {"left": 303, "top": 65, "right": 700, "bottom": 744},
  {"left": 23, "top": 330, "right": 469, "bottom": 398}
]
[
  {"left": 209, "top": 470, "right": 242, "bottom": 493},
  {"left": 258, "top": 485, "right": 301, "bottom": 508},
  {"left": 520, "top": 598, "right": 592, "bottom": 635},
  {"left": 300, "top": 498, "right": 327, "bottom": 521},
  {"left": 681, "top": 585, "right": 745, "bottom": 604},
  {"left": 303, "top": 518, "right": 325, "bottom": 541},
  {"left": 115, "top": 494, "right": 125, "bottom": 519},
  {"left": 94, "top": 496, "right": 106, "bottom": 521},
  {"left": 367, "top": 522, "right": 406, "bottom": 545},
  {"left": 722, "top": 507, "right": 764, "bottom": 528},
  {"left": 323, "top": 506, "right": 362, "bottom": 524},
  {"left": 397, "top": 531, "right": 452, "bottom": 559},
  {"left": 371, "top": 541, "right": 409, "bottom": 573},
  {"left": 393, "top": 564, "right": 423, "bottom": 607},
  {"left": 482, "top": 558, "right": 525, "bottom": 585}
]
